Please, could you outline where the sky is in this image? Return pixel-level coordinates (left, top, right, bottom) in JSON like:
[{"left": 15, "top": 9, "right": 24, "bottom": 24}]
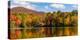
[{"left": 10, "top": 0, "right": 78, "bottom": 12}]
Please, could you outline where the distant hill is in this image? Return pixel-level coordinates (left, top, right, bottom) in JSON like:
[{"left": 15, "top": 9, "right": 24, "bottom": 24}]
[{"left": 10, "top": 7, "right": 45, "bottom": 16}]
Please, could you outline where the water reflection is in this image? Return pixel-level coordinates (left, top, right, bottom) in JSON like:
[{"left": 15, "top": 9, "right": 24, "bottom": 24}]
[{"left": 8, "top": 26, "right": 77, "bottom": 39}]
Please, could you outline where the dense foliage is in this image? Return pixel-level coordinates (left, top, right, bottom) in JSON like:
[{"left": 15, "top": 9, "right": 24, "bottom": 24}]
[{"left": 9, "top": 10, "right": 78, "bottom": 39}]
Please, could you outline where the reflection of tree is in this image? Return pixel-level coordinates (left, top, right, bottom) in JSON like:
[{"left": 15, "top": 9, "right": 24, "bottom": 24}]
[{"left": 44, "top": 12, "right": 54, "bottom": 37}]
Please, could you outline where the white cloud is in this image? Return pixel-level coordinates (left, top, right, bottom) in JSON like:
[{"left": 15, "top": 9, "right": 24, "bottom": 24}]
[
  {"left": 12, "top": 0, "right": 29, "bottom": 5},
  {"left": 10, "top": 5, "right": 18, "bottom": 8},
  {"left": 72, "top": 5, "right": 77, "bottom": 9},
  {"left": 25, "top": 4, "right": 36, "bottom": 10},
  {"left": 16, "top": 0, "right": 77, "bottom": 4},
  {"left": 50, "top": 4, "right": 65, "bottom": 9},
  {"left": 11, "top": 1, "right": 36, "bottom": 10},
  {"left": 11, "top": 4, "right": 36, "bottom": 10},
  {"left": 44, "top": 6, "right": 49, "bottom": 9}
]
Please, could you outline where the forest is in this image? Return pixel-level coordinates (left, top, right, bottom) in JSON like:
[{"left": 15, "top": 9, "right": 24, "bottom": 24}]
[{"left": 9, "top": 10, "right": 78, "bottom": 39}]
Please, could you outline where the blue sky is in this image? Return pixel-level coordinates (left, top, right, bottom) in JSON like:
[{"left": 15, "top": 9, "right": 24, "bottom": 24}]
[{"left": 10, "top": 0, "right": 78, "bottom": 12}]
